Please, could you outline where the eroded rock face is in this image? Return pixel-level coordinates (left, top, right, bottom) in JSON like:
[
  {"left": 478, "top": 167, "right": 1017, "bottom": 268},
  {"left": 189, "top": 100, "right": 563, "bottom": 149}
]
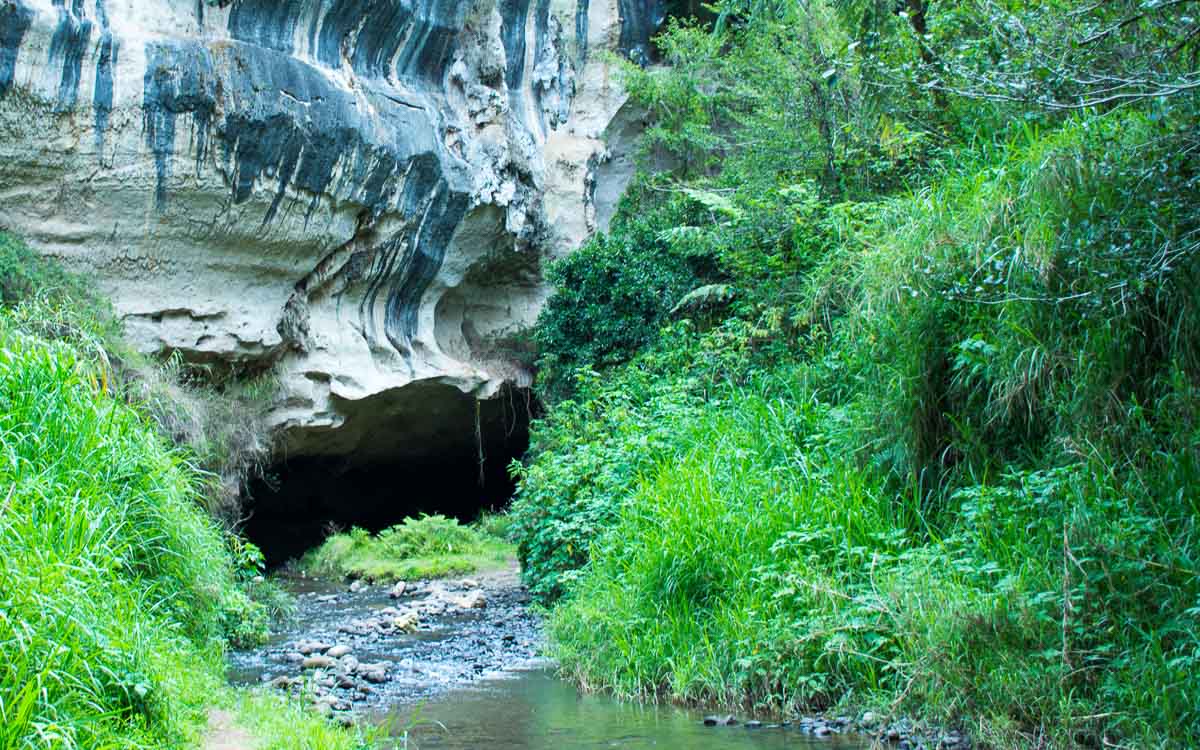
[{"left": 0, "top": 0, "right": 658, "bottom": 464}]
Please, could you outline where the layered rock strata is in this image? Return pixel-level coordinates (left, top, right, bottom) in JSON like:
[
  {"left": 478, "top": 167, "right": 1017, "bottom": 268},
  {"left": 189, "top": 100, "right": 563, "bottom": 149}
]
[{"left": 0, "top": 0, "right": 659, "bottom": 464}]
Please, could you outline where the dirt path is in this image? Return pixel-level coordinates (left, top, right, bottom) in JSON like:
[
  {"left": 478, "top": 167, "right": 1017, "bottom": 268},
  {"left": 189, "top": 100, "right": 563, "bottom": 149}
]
[{"left": 203, "top": 709, "right": 255, "bottom": 750}]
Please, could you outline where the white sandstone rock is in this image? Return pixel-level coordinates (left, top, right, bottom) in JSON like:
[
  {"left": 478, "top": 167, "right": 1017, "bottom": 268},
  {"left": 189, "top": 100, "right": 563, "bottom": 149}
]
[{"left": 0, "top": 0, "right": 658, "bottom": 466}]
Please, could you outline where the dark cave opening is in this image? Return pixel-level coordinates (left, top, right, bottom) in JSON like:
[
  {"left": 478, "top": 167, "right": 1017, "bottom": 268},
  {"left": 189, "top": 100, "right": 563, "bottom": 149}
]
[{"left": 243, "top": 386, "right": 533, "bottom": 567}]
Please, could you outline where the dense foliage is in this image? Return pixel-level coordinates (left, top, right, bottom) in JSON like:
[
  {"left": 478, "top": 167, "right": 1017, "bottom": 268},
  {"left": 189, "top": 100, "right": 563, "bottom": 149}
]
[
  {"left": 512, "top": 0, "right": 1200, "bottom": 746},
  {"left": 533, "top": 195, "right": 719, "bottom": 399}
]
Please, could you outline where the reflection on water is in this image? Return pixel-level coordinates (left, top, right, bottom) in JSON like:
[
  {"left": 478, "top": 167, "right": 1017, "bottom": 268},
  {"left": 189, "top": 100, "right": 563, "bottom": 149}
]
[{"left": 386, "top": 669, "right": 868, "bottom": 749}]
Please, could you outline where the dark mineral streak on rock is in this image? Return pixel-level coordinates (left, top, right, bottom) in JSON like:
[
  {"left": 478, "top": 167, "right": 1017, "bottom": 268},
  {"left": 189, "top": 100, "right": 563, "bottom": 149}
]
[
  {"left": 0, "top": 0, "right": 34, "bottom": 96},
  {"left": 229, "top": 0, "right": 305, "bottom": 54},
  {"left": 574, "top": 0, "right": 589, "bottom": 61},
  {"left": 352, "top": 0, "right": 463, "bottom": 82},
  {"left": 531, "top": 0, "right": 552, "bottom": 128},
  {"left": 93, "top": 0, "right": 118, "bottom": 154},
  {"left": 131, "top": 0, "right": 665, "bottom": 358},
  {"left": 499, "top": 0, "right": 557, "bottom": 133},
  {"left": 499, "top": 0, "right": 531, "bottom": 91},
  {"left": 141, "top": 36, "right": 443, "bottom": 214},
  {"left": 384, "top": 183, "right": 469, "bottom": 350},
  {"left": 48, "top": 0, "right": 93, "bottom": 111},
  {"left": 354, "top": 152, "right": 469, "bottom": 353},
  {"left": 142, "top": 41, "right": 216, "bottom": 210},
  {"left": 227, "top": 0, "right": 466, "bottom": 83},
  {"left": 141, "top": 16, "right": 475, "bottom": 353}
]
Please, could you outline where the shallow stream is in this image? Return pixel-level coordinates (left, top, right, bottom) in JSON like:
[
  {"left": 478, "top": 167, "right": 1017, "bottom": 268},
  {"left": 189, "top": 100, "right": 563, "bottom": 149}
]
[{"left": 229, "top": 569, "right": 869, "bottom": 749}]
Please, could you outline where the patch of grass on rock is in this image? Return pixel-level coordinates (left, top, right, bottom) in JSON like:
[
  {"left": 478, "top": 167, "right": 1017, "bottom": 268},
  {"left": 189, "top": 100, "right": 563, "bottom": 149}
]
[{"left": 301, "top": 514, "right": 513, "bottom": 582}]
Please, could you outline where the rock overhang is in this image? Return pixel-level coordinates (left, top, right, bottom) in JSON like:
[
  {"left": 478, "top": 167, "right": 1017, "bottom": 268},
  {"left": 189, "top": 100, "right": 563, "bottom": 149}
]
[{"left": 0, "top": 0, "right": 660, "bottom": 468}]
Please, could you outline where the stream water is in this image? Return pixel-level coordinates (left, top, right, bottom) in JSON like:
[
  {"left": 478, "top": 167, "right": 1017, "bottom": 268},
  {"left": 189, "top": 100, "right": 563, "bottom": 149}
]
[
  {"left": 383, "top": 669, "right": 868, "bottom": 749},
  {"left": 228, "top": 568, "right": 871, "bottom": 749}
]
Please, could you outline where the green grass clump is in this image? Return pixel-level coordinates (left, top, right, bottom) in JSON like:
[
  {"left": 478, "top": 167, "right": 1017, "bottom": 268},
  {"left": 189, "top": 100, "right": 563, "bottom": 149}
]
[
  {"left": 301, "top": 514, "right": 514, "bottom": 582},
  {"left": 229, "top": 690, "right": 380, "bottom": 750}
]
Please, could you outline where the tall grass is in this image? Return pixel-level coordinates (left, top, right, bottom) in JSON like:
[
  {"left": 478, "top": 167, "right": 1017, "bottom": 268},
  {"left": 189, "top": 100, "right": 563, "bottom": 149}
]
[
  {"left": 0, "top": 309, "right": 240, "bottom": 747},
  {"left": 0, "top": 230, "right": 278, "bottom": 520},
  {"left": 0, "top": 235, "right": 365, "bottom": 747},
  {"left": 839, "top": 113, "right": 1200, "bottom": 497}
]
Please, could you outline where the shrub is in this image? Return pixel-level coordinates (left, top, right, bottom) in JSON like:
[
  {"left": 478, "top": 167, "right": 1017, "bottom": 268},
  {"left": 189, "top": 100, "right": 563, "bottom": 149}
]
[
  {"left": 532, "top": 187, "right": 719, "bottom": 400},
  {"left": 0, "top": 244, "right": 366, "bottom": 746}
]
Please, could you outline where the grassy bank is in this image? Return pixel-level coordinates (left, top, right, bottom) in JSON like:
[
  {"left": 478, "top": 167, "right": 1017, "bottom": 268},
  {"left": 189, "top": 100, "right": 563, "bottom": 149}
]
[
  {"left": 0, "top": 307, "right": 227, "bottom": 746},
  {"left": 300, "top": 514, "right": 514, "bottom": 582},
  {"left": 0, "top": 232, "right": 368, "bottom": 748},
  {"left": 509, "top": 2, "right": 1200, "bottom": 745}
]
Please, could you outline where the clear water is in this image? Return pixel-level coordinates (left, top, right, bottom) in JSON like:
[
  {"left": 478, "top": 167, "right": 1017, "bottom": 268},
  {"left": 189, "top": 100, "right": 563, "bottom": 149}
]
[{"left": 385, "top": 669, "right": 869, "bottom": 750}]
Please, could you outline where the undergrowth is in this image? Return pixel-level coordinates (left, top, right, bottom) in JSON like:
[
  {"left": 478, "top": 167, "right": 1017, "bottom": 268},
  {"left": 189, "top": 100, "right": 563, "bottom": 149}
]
[
  {"left": 301, "top": 514, "right": 514, "bottom": 582},
  {"left": 511, "top": 10, "right": 1200, "bottom": 744}
]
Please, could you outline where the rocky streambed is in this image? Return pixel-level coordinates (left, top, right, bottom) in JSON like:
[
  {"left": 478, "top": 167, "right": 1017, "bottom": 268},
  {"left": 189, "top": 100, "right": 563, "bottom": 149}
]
[{"left": 227, "top": 563, "right": 544, "bottom": 721}]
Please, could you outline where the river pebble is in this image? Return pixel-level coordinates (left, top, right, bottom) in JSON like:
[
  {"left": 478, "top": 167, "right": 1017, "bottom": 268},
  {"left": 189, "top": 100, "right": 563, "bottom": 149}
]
[{"left": 698, "top": 708, "right": 971, "bottom": 749}]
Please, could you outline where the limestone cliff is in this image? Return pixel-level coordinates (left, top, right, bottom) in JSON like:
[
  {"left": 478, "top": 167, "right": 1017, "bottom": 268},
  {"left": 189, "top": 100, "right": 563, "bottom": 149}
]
[{"left": 0, "top": 0, "right": 658, "bottom": 465}]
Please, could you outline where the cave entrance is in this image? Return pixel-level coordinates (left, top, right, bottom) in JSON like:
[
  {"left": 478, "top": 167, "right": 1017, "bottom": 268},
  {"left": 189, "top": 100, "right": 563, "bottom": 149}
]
[{"left": 243, "top": 384, "right": 533, "bottom": 567}]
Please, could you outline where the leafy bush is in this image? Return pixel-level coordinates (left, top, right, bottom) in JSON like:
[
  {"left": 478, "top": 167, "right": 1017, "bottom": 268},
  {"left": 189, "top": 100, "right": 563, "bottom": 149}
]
[
  {"left": 546, "top": 369, "right": 905, "bottom": 707},
  {"left": 532, "top": 353, "right": 1200, "bottom": 746},
  {"left": 511, "top": 366, "right": 698, "bottom": 600},
  {"left": 511, "top": 323, "right": 765, "bottom": 601},
  {"left": 533, "top": 188, "right": 719, "bottom": 400},
  {"left": 0, "top": 231, "right": 277, "bottom": 518}
]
